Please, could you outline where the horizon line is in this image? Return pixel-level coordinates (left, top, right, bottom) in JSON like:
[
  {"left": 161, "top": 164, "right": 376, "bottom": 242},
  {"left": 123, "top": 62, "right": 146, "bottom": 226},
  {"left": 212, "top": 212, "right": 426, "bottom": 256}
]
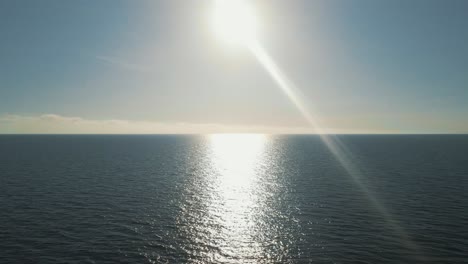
[{"left": 1, "top": 133, "right": 467, "bottom": 136}]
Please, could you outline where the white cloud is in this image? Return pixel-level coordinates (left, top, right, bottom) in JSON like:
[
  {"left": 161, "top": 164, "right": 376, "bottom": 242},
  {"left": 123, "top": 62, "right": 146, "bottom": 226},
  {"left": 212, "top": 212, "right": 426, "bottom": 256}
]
[
  {"left": 96, "top": 55, "right": 153, "bottom": 73},
  {"left": 0, "top": 113, "right": 323, "bottom": 134},
  {"left": 4, "top": 113, "right": 447, "bottom": 134}
]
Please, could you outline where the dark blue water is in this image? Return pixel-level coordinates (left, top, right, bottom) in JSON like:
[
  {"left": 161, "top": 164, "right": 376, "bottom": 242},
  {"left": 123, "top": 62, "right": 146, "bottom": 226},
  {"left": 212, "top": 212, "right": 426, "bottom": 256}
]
[{"left": 0, "top": 135, "right": 467, "bottom": 263}]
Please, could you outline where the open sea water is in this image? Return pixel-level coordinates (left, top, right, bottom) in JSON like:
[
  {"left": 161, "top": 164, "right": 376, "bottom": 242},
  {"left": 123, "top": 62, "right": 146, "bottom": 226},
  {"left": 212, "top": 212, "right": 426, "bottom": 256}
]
[{"left": 0, "top": 135, "right": 467, "bottom": 263}]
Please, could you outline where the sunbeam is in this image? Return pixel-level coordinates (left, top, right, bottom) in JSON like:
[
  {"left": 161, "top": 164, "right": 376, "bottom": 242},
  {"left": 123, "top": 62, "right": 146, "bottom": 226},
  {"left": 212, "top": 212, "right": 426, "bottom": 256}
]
[
  {"left": 247, "top": 39, "right": 424, "bottom": 258},
  {"left": 211, "top": 0, "right": 424, "bottom": 258}
]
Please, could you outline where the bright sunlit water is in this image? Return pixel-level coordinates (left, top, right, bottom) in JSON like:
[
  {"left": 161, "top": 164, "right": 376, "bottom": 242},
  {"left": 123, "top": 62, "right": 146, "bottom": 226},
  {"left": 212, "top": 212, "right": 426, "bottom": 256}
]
[{"left": 1, "top": 135, "right": 467, "bottom": 263}]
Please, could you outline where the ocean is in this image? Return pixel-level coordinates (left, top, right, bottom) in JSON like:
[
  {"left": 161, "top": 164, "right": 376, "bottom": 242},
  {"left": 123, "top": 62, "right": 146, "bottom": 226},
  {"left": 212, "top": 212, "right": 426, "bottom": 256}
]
[{"left": 0, "top": 135, "right": 467, "bottom": 263}]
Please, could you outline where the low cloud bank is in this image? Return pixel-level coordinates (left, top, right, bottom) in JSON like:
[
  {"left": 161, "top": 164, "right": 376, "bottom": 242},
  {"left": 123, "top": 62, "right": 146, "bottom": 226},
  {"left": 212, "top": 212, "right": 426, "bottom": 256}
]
[
  {"left": 4, "top": 113, "right": 450, "bottom": 134},
  {"left": 0, "top": 114, "right": 322, "bottom": 134}
]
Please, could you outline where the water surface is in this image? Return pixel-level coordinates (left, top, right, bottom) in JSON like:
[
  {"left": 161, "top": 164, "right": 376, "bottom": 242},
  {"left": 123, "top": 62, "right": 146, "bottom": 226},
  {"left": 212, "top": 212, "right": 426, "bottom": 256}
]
[{"left": 0, "top": 135, "right": 467, "bottom": 263}]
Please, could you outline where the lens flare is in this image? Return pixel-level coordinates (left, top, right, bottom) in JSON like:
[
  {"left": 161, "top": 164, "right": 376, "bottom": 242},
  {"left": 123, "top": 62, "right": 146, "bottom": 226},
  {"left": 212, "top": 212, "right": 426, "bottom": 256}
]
[
  {"left": 212, "top": 0, "right": 424, "bottom": 259},
  {"left": 247, "top": 39, "right": 423, "bottom": 257}
]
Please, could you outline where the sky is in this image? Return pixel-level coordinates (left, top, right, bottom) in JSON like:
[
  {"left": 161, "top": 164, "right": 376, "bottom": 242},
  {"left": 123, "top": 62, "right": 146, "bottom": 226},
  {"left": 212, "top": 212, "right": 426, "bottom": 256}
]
[{"left": 1, "top": 0, "right": 467, "bottom": 134}]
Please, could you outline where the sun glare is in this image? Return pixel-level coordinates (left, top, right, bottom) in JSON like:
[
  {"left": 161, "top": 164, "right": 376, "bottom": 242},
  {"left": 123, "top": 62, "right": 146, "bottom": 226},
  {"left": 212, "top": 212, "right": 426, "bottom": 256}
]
[{"left": 212, "top": 0, "right": 258, "bottom": 45}]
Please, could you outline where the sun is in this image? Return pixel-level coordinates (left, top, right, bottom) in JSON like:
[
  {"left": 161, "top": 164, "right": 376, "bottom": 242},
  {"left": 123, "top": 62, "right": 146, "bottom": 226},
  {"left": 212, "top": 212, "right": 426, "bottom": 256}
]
[{"left": 212, "top": 0, "right": 258, "bottom": 46}]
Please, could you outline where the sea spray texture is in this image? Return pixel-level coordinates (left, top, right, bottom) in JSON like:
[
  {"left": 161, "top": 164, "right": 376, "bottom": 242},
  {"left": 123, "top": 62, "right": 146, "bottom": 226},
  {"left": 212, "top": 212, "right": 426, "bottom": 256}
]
[{"left": 0, "top": 135, "right": 467, "bottom": 263}]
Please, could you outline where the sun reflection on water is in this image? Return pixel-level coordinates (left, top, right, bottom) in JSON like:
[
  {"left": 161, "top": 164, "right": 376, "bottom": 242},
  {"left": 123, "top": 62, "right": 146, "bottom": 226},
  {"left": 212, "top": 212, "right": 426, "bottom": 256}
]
[
  {"left": 210, "top": 134, "right": 267, "bottom": 185},
  {"left": 207, "top": 134, "right": 268, "bottom": 261},
  {"left": 176, "top": 134, "right": 299, "bottom": 263}
]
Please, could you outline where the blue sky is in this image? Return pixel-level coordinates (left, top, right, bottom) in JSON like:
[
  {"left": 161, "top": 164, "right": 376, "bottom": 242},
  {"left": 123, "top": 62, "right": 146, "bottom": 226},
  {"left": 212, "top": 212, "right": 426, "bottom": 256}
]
[{"left": 1, "top": 0, "right": 467, "bottom": 133}]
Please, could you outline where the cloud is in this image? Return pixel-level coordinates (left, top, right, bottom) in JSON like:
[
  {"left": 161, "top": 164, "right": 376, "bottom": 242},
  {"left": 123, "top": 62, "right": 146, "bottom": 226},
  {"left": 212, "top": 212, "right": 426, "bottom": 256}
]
[
  {"left": 3, "top": 113, "right": 457, "bottom": 134},
  {"left": 96, "top": 55, "right": 153, "bottom": 72},
  {"left": 0, "top": 114, "right": 323, "bottom": 134}
]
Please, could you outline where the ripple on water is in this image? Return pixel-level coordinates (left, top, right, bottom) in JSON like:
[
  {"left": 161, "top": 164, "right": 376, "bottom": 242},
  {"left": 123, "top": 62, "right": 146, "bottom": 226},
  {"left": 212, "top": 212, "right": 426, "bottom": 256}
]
[{"left": 0, "top": 135, "right": 467, "bottom": 263}]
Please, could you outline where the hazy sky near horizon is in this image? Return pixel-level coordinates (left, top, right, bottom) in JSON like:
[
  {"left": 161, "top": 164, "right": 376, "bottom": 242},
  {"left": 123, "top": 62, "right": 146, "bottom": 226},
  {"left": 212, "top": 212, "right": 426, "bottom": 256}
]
[{"left": 1, "top": 0, "right": 467, "bottom": 134}]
